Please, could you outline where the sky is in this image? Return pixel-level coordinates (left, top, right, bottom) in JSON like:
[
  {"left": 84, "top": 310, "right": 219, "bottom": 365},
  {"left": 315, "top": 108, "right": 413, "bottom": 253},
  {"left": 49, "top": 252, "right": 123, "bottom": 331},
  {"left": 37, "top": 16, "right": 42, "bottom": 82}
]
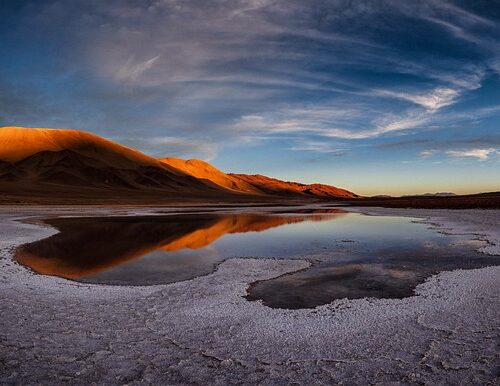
[{"left": 1, "top": 0, "right": 499, "bottom": 196}]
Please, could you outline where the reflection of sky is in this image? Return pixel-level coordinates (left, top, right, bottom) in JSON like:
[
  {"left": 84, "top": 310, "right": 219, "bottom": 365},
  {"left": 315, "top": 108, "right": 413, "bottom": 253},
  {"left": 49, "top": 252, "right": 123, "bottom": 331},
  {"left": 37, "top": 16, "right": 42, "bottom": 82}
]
[
  {"left": 57, "top": 210, "right": 492, "bottom": 288},
  {"left": 239, "top": 212, "right": 494, "bottom": 306},
  {"left": 144, "top": 213, "right": 444, "bottom": 260},
  {"left": 86, "top": 248, "right": 223, "bottom": 285}
]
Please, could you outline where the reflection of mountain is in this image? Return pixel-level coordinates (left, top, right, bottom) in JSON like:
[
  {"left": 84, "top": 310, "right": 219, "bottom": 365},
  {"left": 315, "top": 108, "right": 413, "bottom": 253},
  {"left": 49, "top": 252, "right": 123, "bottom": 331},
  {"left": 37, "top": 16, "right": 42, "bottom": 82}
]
[{"left": 16, "top": 210, "right": 345, "bottom": 280}]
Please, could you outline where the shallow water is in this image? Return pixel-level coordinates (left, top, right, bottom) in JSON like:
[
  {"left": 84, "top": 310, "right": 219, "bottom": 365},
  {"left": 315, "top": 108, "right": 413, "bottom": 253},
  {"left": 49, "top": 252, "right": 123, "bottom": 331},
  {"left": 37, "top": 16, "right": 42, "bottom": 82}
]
[{"left": 16, "top": 208, "right": 498, "bottom": 308}]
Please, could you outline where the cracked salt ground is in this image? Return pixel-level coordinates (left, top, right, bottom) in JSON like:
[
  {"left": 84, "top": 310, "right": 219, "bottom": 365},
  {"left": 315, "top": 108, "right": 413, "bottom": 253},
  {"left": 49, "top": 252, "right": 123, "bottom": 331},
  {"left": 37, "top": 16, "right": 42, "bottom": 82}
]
[{"left": 1, "top": 206, "right": 499, "bottom": 385}]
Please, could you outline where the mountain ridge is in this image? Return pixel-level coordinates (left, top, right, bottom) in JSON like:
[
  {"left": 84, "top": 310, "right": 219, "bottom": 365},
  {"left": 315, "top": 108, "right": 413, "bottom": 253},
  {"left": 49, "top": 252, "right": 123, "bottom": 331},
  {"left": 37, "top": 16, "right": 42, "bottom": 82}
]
[
  {"left": 230, "top": 173, "right": 359, "bottom": 199},
  {"left": 0, "top": 126, "right": 358, "bottom": 203},
  {"left": 159, "top": 158, "right": 263, "bottom": 194}
]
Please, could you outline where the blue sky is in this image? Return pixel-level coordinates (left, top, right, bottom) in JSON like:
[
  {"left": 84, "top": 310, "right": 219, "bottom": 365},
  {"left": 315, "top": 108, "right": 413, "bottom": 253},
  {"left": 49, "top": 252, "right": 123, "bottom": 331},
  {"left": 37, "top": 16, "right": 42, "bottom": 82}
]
[{"left": 1, "top": 0, "right": 499, "bottom": 195}]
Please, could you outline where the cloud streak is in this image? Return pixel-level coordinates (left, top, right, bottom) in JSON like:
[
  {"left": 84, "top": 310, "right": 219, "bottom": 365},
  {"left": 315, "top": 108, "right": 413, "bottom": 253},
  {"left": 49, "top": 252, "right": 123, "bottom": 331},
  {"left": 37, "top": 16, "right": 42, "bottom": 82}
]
[
  {"left": 418, "top": 147, "right": 499, "bottom": 161},
  {"left": 119, "top": 136, "right": 218, "bottom": 161},
  {"left": 231, "top": 104, "right": 432, "bottom": 140},
  {"left": 375, "top": 87, "right": 460, "bottom": 111},
  {"left": 446, "top": 148, "right": 498, "bottom": 161},
  {"left": 116, "top": 55, "right": 161, "bottom": 83}
]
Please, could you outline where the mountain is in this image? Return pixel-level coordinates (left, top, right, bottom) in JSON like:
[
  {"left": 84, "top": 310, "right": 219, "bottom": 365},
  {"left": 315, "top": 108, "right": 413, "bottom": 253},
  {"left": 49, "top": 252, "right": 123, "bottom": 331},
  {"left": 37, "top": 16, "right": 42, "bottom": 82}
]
[
  {"left": 159, "top": 158, "right": 262, "bottom": 194},
  {"left": 0, "top": 126, "right": 357, "bottom": 203},
  {"left": 230, "top": 174, "right": 359, "bottom": 199},
  {"left": 349, "top": 191, "right": 500, "bottom": 209},
  {"left": 0, "top": 126, "right": 163, "bottom": 166},
  {"left": 0, "top": 127, "right": 232, "bottom": 200},
  {"left": 409, "top": 192, "right": 457, "bottom": 197},
  {"left": 160, "top": 158, "right": 358, "bottom": 199}
]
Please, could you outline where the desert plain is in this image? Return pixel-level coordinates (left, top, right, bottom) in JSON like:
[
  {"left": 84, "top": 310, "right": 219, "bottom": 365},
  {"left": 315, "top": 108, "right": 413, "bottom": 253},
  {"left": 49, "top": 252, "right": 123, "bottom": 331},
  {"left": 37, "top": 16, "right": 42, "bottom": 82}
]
[{"left": 1, "top": 204, "right": 499, "bottom": 385}]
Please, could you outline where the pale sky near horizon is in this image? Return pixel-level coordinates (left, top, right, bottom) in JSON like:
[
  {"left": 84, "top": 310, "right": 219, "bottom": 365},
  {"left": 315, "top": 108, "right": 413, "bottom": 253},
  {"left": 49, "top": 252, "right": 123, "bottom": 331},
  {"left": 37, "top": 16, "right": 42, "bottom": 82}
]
[{"left": 1, "top": 0, "right": 499, "bottom": 196}]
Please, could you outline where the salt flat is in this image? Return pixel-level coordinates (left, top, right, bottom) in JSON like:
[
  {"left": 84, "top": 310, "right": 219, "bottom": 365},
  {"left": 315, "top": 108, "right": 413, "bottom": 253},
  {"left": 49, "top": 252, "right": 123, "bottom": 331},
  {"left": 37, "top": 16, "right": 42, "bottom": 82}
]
[{"left": 1, "top": 206, "right": 499, "bottom": 385}]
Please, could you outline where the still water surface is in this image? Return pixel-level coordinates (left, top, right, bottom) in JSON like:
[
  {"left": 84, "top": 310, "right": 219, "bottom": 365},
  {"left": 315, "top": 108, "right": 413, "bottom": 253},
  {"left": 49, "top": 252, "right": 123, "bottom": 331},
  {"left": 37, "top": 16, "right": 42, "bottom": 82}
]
[{"left": 16, "top": 208, "right": 498, "bottom": 308}]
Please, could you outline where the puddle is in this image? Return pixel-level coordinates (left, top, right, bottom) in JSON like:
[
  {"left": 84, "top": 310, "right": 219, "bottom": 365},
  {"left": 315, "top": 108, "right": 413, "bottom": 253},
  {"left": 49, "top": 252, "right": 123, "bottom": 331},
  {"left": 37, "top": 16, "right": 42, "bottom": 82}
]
[
  {"left": 16, "top": 209, "right": 344, "bottom": 285},
  {"left": 15, "top": 209, "right": 498, "bottom": 308}
]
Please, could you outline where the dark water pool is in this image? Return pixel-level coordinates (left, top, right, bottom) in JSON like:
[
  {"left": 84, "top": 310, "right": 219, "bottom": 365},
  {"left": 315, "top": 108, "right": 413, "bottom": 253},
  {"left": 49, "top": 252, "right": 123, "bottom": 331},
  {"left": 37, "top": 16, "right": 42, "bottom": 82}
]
[{"left": 16, "top": 208, "right": 498, "bottom": 308}]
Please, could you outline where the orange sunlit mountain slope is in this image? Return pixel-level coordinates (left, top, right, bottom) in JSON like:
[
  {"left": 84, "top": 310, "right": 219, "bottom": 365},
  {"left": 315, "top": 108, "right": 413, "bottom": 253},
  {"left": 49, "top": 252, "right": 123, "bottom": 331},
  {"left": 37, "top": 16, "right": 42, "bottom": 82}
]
[
  {"left": 160, "top": 158, "right": 358, "bottom": 199},
  {"left": 0, "top": 127, "right": 357, "bottom": 202},
  {"left": 159, "top": 158, "right": 262, "bottom": 194},
  {"left": 231, "top": 174, "right": 359, "bottom": 198}
]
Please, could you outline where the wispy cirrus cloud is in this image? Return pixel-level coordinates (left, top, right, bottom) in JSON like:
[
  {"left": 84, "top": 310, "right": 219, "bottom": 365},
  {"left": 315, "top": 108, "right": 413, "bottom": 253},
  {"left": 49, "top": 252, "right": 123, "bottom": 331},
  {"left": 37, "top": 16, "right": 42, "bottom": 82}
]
[
  {"left": 372, "top": 67, "right": 484, "bottom": 112},
  {"left": 116, "top": 55, "right": 161, "bottom": 83},
  {"left": 375, "top": 87, "right": 459, "bottom": 111},
  {"left": 446, "top": 148, "right": 498, "bottom": 161},
  {"left": 231, "top": 103, "right": 431, "bottom": 140},
  {"left": 289, "top": 140, "right": 347, "bottom": 155},
  {"left": 2, "top": 0, "right": 500, "bottom": 168},
  {"left": 119, "top": 136, "right": 218, "bottom": 161},
  {"left": 419, "top": 147, "right": 499, "bottom": 161},
  {"left": 380, "top": 132, "right": 500, "bottom": 151}
]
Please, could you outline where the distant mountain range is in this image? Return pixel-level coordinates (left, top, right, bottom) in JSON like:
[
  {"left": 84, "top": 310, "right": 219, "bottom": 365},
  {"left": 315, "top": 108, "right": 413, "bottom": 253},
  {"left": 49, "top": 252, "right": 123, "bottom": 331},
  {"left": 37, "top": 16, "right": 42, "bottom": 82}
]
[
  {"left": 402, "top": 193, "right": 457, "bottom": 197},
  {"left": 160, "top": 158, "right": 356, "bottom": 199},
  {"left": 0, "top": 127, "right": 358, "bottom": 203}
]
